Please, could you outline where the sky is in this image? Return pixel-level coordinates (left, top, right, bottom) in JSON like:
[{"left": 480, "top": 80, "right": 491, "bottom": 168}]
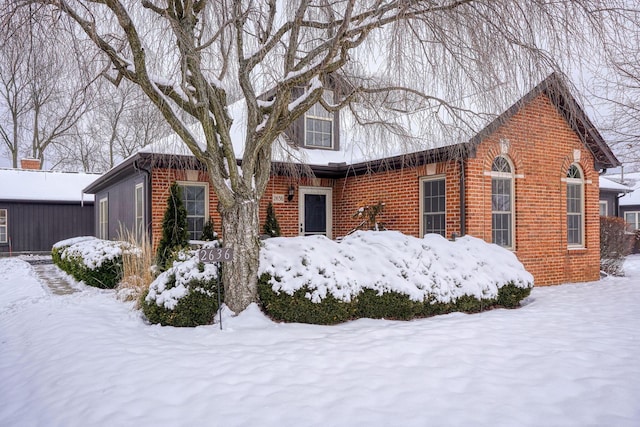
[
  {"left": 1, "top": 2, "right": 636, "bottom": 172},
  {"left": 1, "top": 252, "right": 639, "bottom": 426}
]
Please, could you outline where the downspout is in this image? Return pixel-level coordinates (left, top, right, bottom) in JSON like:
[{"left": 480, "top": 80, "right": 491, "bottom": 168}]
[
  {"left": 459, "top": 157, "right": 466, "bottom": 236},
  {"left": 134, "top": 158, "right": 153, "bottom": 242}
]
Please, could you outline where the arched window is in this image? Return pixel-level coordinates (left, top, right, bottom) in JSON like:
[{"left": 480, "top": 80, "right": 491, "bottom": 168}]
[
  {"left": 567, "top": 164, "right": 584, "bottom": 246},
  {"left": 491, "top": 156, "right": 514, "bottom": 248}
]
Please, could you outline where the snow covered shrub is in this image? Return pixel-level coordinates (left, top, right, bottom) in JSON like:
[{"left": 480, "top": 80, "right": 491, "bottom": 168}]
[
  {"left": 52, "top": 237, "right": 127, "bottom": 288},
  {"left": 258, "top": 275, "right": 357, "bottom": 324},
  {"left": 142, "top": 244, "right": 221, "bottom": 327},
  {"left": 258, "top": 232, "right": 533, "bottom": 324},
  {"left": 600, "top": 216, "right": 633, "bottom": 276}
]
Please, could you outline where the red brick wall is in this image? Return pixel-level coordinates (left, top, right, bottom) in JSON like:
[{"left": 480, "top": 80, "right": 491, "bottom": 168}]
[
  {"left": 333, "top": 162, "right": 461, "bottom": 238},
  {"left": 464, "top": 93, "right": 600, "bottom": 285},
  {"left": 150, "top": 92, "right": 601, "bottom": 286}
]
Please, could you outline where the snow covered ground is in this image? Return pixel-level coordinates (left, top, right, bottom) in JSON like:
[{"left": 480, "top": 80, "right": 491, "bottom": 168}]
[{"left": 1, "top": 256, "right": 639, "bottom": 427}]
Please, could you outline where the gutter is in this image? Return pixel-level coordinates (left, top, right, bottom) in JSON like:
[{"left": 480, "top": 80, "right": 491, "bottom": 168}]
[{"left": 134, "top": 158, "right": 153, "bottom": 240}]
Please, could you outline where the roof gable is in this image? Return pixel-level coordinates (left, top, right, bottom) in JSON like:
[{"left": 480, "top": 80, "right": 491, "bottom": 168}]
[{"left": 468, "top": 73, "right": 619, "bottom": 169}]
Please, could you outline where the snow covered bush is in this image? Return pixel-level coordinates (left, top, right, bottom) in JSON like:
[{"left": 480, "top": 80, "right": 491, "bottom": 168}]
[
  {"left": 52, "top": 236, "right": 128, "bottom": 289},
  {"left": 258, "top": 231, "right": 533, "bottom": 324},
  {"left": 142, "top": 243, "right": 221, "bottom": 327}
]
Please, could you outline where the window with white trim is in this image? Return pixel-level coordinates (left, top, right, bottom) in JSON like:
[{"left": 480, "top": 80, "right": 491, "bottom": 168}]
[
  {"left": 0, "top": 209, "right": 7, "bottom": 243},
  {"left": 421, "top": 176, "right": 446, "bottom": 237},
  {"left": 599, "top": 201, "right": 608, "bottom": 217},
  {"left": 304, "top": 90, "right": 333, "bottom": 148},
  {"left": 566, "top": 164, "right": 584, "bottom": 247},
  {"left": 99, "top": 197, "right": 108, "bottom": 240},
  {"left": 624, "top": 211, "right": 640, "bottom": 230},
  {"left": 135, "top": 183, "right": 144, "bottom": 238},
  {"left": 178, "top": 183, "right": 208, "bottom": 241},
  {"left": 490, "top": 156, "right": 514, "bottom": 248}
]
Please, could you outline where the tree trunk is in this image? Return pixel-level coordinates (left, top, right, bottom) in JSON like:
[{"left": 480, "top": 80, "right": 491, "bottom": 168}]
[{"left": 219, "top": 197, "right": 261, "bottom": 313}]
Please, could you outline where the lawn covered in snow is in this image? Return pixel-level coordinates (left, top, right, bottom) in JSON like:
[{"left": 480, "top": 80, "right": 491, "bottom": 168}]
[{"left": 1, "top": 256, "right": 640, "bottom": 426}]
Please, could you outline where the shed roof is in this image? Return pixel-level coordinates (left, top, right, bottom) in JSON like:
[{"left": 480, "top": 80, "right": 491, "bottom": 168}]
[
  {"left": 0, "top": 168, "right": 100, "bottom": 203},
  {"left": 605, "top": 172, "right": 640, "bottom": 207},
  {"left": 599, "top": 176, "right": 632, "bottom": 193}
]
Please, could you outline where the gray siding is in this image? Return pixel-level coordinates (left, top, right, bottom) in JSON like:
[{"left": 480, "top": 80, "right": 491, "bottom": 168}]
[
  {"left": 599, "top": 191, "right": 618, "bottom": 217},
  {"left": 0, "top": 201, "right": 94, "bottom": 253},
  {"left": 95, "top": 172, "right": 147, "bottom": 240}
]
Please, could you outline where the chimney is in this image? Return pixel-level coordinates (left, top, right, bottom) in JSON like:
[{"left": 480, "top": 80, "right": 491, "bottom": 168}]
[{"left": 21, "top": 158, "right": 41, "bottom": 170}]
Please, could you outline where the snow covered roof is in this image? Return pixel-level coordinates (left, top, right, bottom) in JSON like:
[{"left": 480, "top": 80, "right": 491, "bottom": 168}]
[
  {"left": 85, "top": 74, "right": 619, "bottom": 194},
  {"left": 0, "top": 168, "right": 101, "bottom": 203},
  {"left": 604, "top": 172, "right": 640, "bottom": 207},
  {"left": 599, "top": 176, "right": 632, "bottom": 193},
  {"left": 138, "top": 73, "right": 619, "bottom": 168}
]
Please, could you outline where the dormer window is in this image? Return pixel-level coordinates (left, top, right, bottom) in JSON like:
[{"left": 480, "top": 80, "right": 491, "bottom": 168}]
[{"left": 305, "top": 90, "right": 334, "bottom": 149}]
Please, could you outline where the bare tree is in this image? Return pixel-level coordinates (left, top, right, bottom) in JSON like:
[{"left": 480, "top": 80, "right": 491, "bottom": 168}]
[
  {"left": 7, "top": 0, "right": 631, "bottom": 312},
  {"left": 0, "top": 6, "right": 98, "bottom": 168},
  {"left": 0, "top": 12, "right": 32, "bottom": 167},
  {"left": 88, "top": 81, "right": 171, "bottom": 169}
]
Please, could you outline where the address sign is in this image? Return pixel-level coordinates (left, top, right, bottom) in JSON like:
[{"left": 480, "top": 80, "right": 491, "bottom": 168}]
[{"left": 199, "top": 248, "right": 234, "bottom": 263}]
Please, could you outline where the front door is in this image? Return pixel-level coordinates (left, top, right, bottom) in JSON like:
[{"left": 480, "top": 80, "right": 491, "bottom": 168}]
[{"left": 299, "top": 187, "right": 332, "bottom": 238}]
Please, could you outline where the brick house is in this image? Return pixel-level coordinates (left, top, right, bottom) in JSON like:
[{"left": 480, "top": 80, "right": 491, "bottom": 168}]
[{"left": 84, "top": 74, "right": 620, "bottom": 286}]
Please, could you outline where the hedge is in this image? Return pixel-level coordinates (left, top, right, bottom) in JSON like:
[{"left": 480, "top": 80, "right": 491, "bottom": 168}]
[
  {"left": 259, "top": 273, "right": 531, "bottom": 325},
  {"left": 52, "top": 237, "right": 127, "bottom": 289},
  {"left": 258, "top": 231, "right": 534, "bottom": 325}
]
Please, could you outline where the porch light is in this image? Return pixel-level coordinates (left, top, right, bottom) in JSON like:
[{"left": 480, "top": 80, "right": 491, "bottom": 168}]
[{"left": 287, "top": 185, "right": 295, "bottom": 202}]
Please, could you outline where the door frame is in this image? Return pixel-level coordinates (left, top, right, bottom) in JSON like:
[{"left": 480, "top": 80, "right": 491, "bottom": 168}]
[{"left": 298, "top": 186, "right": 333, "bottom": 239}]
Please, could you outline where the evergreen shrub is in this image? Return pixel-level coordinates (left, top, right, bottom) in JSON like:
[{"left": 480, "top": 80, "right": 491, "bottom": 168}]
[
  {"left": 142, "top": 247, "right": 221, "bottom": 327},
  {"left": 258, "top": 274, "right": 531, "bottom": 325},
  {"left": 263, "top": 202, "right": 282, "bottom": 237},
  {"left": 156, "top": 182, "right": 189, "bottom": 271},
  {"left": 52, "top": 237, "right": 126, "bottom": 289}
]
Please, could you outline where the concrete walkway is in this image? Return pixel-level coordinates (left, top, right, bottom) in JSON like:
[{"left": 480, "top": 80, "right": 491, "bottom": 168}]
[{"left": 29, "top": 261, "right": 78, "bottom": 295}]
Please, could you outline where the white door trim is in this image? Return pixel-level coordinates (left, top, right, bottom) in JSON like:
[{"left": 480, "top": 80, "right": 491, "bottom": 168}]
[{"left": 298, "top": 186, "right": 333, "bottom": 239}]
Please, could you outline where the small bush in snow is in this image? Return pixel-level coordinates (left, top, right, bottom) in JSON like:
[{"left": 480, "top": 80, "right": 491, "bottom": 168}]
[
  {"left": 600, "top": 216, "right": 633, "bottom": 276},
  {"left": 258, "top": 231, "right": 533, "bottom": 324},
  {"left": 142, "top": 244, "right": 221, "bottom": 327},
  {"left": 52, "top": 237, "right": 127, "bottom": 289}
]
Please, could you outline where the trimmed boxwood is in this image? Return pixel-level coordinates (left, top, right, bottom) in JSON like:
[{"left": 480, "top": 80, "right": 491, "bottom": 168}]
[
  {"left": 141, "top": 278, "right": 221, "bottom": 327},
  {"left": 142, "top": 250, "right": 221, "bottom": 327},
  {"left": 258, "top": 274, "right": 356, "bottom": 325},
  {"left": 258, "top": 273, "right": 532, "bottom": 325},
  {"left": 52, "top": 241, "right": 124, "bottom": 289}
]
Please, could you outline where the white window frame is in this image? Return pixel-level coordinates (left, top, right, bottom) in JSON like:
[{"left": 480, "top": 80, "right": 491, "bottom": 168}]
[
  {"left": 420, "top": 175, "right": 447, "bottom": 237},
  {"left": 566, "top": 164, "right": 585, "bottom": 248},
  {"left": 177, "top": 181, "right": 209, "bottom": 241},
  {"left": 134, "top": 183, "right": 144, "bottom": 238},
  {"left": 599, "top": 200, "right": 608, "bottom": 217},
  {"left": 0, "top": 209, "right": 7, "bottom": 244},
  {"left": 304, "top": 90, "right": 334, "bottom": 149},
  {"left": 624, "top": 211, "right": 640, "bottom": 230},
  {"left": 99, "top": 197, "right": 108, "bottom": 240},
  {"left": 489, "top": 156, "right": 515, "bottom": 249}
]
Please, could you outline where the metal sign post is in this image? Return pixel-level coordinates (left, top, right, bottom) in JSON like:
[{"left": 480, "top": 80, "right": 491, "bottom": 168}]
[{"left": 199, "top": 247, "right": 234, "bottom": 330}]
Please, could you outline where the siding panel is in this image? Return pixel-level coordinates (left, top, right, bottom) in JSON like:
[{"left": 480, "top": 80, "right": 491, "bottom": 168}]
[{"left": 0, "top": 201, "right": 94, "bottom": 253}]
